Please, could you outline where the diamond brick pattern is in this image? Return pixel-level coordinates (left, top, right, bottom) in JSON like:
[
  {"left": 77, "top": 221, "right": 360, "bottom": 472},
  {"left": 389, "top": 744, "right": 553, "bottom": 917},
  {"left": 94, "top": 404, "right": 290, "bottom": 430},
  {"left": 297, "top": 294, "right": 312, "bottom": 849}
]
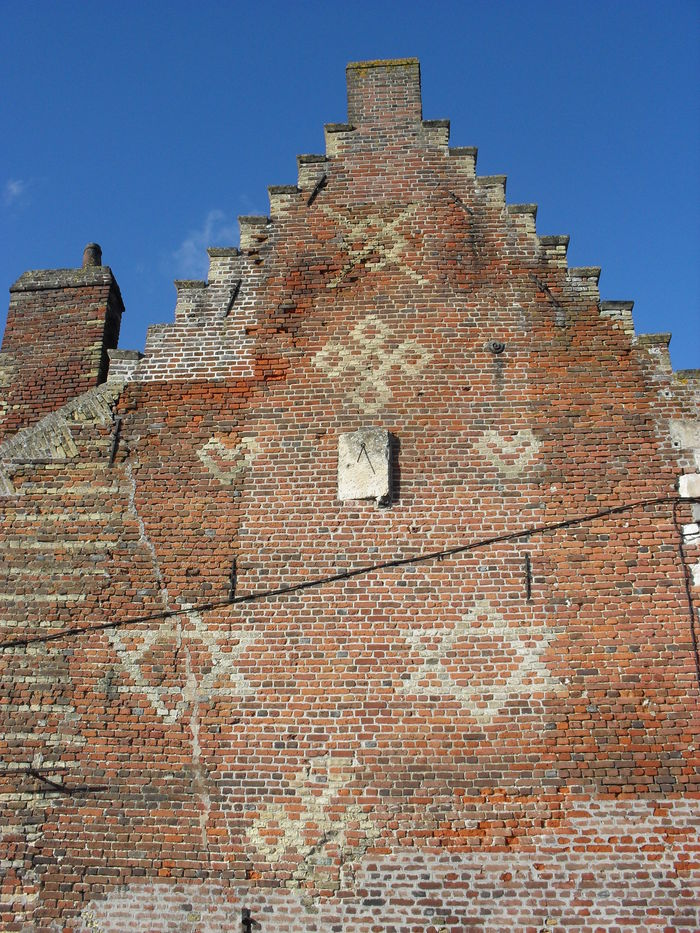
[{"left": 0, "top": 58, "right": 698, "bottom": 932}]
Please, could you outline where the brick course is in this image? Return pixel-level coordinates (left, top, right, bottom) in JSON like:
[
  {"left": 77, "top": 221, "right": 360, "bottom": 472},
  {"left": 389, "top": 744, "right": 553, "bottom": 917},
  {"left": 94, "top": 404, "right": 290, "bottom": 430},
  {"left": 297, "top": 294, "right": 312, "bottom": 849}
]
[{"left": 0, "top": 58, "right": 698, "bottom": 932}]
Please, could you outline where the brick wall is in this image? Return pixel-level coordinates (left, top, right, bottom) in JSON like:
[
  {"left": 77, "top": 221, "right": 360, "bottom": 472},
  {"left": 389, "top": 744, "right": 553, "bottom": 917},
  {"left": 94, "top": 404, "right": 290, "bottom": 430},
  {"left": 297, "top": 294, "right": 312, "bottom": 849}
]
[
  {"left": 0, "top": 59, "right": 698, "bottom": 933},
  {"left": 0, "top": 245, "right": 124, "bottom": 441}
]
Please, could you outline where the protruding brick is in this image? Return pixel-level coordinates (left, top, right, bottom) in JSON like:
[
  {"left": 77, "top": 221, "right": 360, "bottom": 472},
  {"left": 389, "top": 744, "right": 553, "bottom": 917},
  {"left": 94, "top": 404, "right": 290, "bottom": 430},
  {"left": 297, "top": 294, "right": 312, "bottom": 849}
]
[
  {"left": 239, "top": 215, "right": 271, "bottom": 252},
  {"left": 107, "top": 348, "right": 143, "bottom": 382},
  {"left": 324, "top": 123, "right": 355, "bottom": 158},
  {"left": 207, "top": 246, "right": 241, "bottom": 285},
  {"left": 477, "top": 174, "right": 507, "bottom": 204},
  {"left": 421, "top": 118, "right": 450, "bottom": 148},
  {"left": 508, "top": 203, "right": 538, "bottom": 237},
  {"left": 174, "top": 280, "right": 208, "bottom": 322},
  {"left": 567, "top": 266, "right": 601, "bottom": 302},
  {"left": 635, "top": 332, "right": 673, "bottom": 374}
]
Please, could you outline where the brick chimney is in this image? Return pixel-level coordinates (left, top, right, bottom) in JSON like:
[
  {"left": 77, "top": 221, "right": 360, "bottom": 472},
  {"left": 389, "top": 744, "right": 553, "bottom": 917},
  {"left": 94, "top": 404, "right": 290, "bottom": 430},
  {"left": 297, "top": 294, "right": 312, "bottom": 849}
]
[
  {"left": 346, "top": 58, "right": 422, "bottom": 126},
  {"left": 0, "top": 244, "right": 124, "bottom": 440}
]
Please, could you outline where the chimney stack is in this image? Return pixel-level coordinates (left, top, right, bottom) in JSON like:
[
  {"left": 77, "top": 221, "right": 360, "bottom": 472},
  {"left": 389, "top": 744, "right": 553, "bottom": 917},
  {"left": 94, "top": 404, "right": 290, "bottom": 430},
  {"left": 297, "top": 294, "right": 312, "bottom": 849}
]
[
  {"left": 0, "top": 244, "right": 124, "bottom": 439},
  {"left": 82, "top": 242, "right": 103, "bottom": 268}
]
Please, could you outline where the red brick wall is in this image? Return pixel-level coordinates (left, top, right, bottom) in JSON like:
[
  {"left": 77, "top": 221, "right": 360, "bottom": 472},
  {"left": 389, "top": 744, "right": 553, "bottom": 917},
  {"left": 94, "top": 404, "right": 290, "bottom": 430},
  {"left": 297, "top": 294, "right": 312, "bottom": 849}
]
[
  {"left": 0, "top": 59, "right": 698, "bottom": 932},
  {"left": 0, "top": 263, "right": 123, "bottom": 441}
]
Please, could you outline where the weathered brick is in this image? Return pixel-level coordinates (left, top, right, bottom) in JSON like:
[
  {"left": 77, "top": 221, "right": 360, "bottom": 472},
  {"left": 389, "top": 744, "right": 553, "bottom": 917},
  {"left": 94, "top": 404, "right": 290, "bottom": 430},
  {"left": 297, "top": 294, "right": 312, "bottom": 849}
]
[{"left": 0, "top": 57, "right": 698, "bottom": 933}]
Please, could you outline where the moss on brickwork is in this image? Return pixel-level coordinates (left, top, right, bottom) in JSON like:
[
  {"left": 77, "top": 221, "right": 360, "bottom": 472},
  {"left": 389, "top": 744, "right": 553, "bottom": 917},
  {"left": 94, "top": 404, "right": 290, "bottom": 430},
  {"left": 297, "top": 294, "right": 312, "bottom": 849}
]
[{"left": 346, "top": 57, "right": 419, "bottom": 70}]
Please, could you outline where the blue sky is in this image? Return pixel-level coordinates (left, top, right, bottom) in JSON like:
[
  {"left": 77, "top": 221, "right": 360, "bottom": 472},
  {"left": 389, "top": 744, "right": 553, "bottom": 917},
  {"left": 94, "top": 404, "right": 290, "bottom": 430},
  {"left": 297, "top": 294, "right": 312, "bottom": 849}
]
[{"left": 1, "top": 1, "right": 698, "bottom": 369}]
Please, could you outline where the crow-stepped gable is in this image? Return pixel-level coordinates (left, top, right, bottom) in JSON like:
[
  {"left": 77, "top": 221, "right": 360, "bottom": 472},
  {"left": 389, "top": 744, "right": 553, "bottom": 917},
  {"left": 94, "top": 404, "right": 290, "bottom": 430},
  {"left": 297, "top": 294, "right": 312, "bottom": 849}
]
[{"left": 1, "top": 58, "right": 699, "bottom": 933}]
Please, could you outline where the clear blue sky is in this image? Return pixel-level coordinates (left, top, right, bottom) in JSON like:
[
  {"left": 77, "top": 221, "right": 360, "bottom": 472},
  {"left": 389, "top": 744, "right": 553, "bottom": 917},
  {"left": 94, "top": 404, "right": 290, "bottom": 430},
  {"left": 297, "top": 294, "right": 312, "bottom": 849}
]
[{"left": 1, "top": 1, "right": 698, "bottom": 369}]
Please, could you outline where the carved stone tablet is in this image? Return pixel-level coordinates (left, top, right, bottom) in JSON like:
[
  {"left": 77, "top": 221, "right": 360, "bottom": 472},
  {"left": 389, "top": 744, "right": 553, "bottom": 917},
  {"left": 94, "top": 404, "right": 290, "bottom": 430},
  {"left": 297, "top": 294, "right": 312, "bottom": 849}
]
[{"left": 338, "top": 428, "right": 391, "bottom": 504}]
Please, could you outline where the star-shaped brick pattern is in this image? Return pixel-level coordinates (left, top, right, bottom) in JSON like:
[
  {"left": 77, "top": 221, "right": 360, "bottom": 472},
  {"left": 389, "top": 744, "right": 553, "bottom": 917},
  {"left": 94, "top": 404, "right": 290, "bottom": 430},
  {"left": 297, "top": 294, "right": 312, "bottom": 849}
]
[{"left": 399, "top": 600, "right": 563, "bottom": 722}]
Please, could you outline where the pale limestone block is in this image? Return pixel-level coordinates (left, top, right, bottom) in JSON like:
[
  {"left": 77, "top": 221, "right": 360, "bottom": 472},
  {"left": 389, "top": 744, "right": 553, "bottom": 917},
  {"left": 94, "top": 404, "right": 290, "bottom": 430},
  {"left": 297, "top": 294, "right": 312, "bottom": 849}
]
[
  {"left": 338, "top": 427, "right": 390, "bottom": 503},
  {"left": 679, "top": 473, "right": 700, "bottom": 498},
  {"left": 669, "top": 420, "right": 700, "bottom": 469},
  {"left": 682, "top": 523, "right": 700, "bottom": 542}
]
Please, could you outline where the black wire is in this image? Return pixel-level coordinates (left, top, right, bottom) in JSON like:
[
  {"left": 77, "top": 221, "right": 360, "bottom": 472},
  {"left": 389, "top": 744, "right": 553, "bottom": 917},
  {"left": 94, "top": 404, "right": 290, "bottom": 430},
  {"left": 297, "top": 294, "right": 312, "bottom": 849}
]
[
  {"left": 22, "top": 767, "right": 107, "bottom": 795},
  {"left": 1, "top": 493, "right": 698, "bottom": 797},
  {"left": 672, "top": 499, "right": 700, "bottom": 686},
  {"left": 0, "top": 766, "right": 108, "bottom": 796},
  {"left": 1, "top": 494, "right": 696, "bottom": 652}
]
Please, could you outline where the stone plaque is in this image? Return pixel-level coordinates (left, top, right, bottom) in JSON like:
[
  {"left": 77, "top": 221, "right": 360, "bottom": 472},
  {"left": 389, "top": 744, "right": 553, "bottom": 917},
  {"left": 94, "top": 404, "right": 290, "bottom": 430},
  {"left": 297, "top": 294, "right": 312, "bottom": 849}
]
[{"left": 338, "top": 428, "right": 391, "bottom": 504}]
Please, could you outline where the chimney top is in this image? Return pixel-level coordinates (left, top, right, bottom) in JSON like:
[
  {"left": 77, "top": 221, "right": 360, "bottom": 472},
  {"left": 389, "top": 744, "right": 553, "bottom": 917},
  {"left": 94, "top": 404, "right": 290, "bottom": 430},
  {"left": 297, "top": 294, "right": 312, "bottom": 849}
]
[
  {"left": 346, "top": 58, "right": 422, "bottom": 126},
  {"left": 82, "top": 243, "right": 102, "bottom": 268}
]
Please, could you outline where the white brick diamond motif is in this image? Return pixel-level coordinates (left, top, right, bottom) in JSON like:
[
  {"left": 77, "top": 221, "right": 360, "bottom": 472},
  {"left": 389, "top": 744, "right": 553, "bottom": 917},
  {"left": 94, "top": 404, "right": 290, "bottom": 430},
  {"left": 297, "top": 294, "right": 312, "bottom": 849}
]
[
  {"left": 111, "top": 606, "right": 260, "bottom": 723},
  {"left": 247, "top": 754, "right": 378, "bottom": 888},
  {"left": 313, "top": 315, "right": 430, "bottom": 413},
  {"left": 399, "top": 600, "right": 562, "bottom": 722},
  {"left": 322, "top": 204, "right": 429, "bottom": 288}
]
